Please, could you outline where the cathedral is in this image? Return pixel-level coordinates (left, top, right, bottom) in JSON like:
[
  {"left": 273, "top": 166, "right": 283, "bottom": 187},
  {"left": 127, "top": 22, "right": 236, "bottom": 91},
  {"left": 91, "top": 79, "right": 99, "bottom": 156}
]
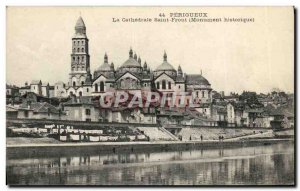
[{"left": 54, "top": 16, "right": 213, "bottom": 113}]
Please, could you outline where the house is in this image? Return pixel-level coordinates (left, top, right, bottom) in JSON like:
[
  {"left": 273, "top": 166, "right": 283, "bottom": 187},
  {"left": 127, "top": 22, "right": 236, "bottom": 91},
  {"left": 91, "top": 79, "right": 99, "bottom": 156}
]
[
  {"left": 6, "top": 84, "right": 19, "bottom": 97},
  {"left": 6, "top": 105, "right": 18, "bottom": 119},
  {"left": 17, "top": 101, "right": 63, "bottom": 119},
  {"left": 19, "top": 82, "right": 31, "bottom": 96},
  {"left": 62, "top": 96, "right": 100, "bottom": 122},
  {"left": 30, "top": 80, "right": 42, "bottom": 95}
]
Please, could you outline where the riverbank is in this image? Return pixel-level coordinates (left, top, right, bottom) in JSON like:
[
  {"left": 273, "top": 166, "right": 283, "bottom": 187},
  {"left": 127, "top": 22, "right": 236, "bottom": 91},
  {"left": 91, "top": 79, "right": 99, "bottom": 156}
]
[{"left": 7, "top": 137, "right": 294, "bottom": 159}]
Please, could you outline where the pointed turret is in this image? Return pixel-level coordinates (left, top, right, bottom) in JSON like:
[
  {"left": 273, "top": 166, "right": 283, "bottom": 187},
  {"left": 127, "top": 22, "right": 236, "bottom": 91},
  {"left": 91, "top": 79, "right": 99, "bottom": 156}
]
[
  {"left": 129, "top": 47, "right": 133, "bottom": 58},
  {"left": 143, "top": 61, "right": 148, "bottom": 70},
  {"left": 104, "top": 52, "right": 108, "bottom": 63},
  {"left": 110, "top": 62, "right": 114, "bottom": 71},
  {"left": 134, "top": 53, "right": 137, "bottom": 60},
  {"left": 163, "top": 50, "right": 167, "bottom": 62},
  {"left": 138, "top": 56, "right": 141, "bottom": 64},
  {"left": 178, "top": 65, "right": 182, "bottom": 76}
]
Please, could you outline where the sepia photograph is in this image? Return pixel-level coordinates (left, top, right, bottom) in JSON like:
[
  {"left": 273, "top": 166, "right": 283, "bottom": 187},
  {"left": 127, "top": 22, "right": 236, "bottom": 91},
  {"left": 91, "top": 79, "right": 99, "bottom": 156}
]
[{"left": 5, "top": 6, "right": 295, "bottom": 186}]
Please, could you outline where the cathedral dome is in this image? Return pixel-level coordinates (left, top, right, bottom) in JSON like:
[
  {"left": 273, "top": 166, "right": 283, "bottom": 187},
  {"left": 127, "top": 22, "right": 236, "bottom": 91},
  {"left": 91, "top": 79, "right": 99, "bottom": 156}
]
[
  {"left": 95, "top": 53, "right": 112, "bottom": 72},
  {"left": 120, "top": 48, "right": 142, "bottom": 68},
  {"left": 155, "top": 61, "right": 176, "bottom": 71},
  {"left": 121, "top": 58, "right": 141, "bottom": 68},
  {"left": 154, "top": 51, "right": 176, "bottom": 72},
  {"left": 96, "top": 62, "right": 111, "bottom": 71}
]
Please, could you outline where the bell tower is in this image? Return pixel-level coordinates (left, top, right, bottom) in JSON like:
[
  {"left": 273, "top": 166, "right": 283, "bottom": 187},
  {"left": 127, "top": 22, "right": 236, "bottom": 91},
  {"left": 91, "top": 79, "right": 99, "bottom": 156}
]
[{"left": 69, "top": 16, "right": 91, "bottom": 87}]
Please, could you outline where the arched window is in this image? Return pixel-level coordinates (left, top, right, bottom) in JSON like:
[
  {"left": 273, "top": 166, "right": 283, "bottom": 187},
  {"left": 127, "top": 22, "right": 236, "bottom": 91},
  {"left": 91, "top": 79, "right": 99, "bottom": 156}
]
[
  {"left": 73, "top": 57, "right": 75, "bottom": 62},
  {"left": 100, "top": 81, "right": 104, "bottom": 92},
  {"left": 81, "top": 48, "right": 84, "bottom": 52},
  {"left": 73, "top": 82, "right": 76, "bottom": 87},
  {"left": 86, "top": 88, "right": 89, "bottom": 92},
  {"left": 69, "top": 91, "right": 73, "bottom": 96},
  {"left": 77, "top": 48, "right": 80, "bottom": 52},
  {"left": 73, "top": 48, "right": 76, "bottom": 53},
  {"left": 82, "top": 41, "right": 84, "bottom": 45},
  {"left": 162, "top": 80, "right": 166, "bottom": 90},
  {"left": 82, "top": 56, "right": 84, "bottom": 62},
  {"left": 79, "top": 91, "right": 82, "bottom": 97},
  {"left": 202, "top": 91, "right": 205, "bottom": 98},
  {"left": 168, "top": 82, "right": 171, "bottom": 89},
  {"left": 81, "top": 81, "right": 84, "bottom": 86},
  {"left": 73, "top": 41, "right": 76, "bottom": 46},
  {"left": 95, "top": 84, "right": 98, "bottom": 92},
  {"left": 156, "top": 82, "right": 160, "bottom": 89}
]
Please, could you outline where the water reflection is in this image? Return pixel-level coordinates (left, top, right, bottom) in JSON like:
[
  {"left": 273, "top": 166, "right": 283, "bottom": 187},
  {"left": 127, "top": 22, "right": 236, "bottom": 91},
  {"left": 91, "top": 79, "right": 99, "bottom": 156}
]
[{"left": 7, "top": 142, "right": 294, "bottom": 185}]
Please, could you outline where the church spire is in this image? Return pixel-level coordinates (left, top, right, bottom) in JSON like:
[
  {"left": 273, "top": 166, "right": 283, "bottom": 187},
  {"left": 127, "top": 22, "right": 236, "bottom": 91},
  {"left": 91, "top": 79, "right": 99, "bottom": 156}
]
[{"left": 75, "top": 16, "right": 86, "bottom": 34}]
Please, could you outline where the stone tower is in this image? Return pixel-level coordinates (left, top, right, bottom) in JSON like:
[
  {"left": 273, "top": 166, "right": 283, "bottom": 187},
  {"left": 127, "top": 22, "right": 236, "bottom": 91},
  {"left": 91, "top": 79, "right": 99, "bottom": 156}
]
[{"left": 69, "top": 16, "right": 92, "bottom": 87}]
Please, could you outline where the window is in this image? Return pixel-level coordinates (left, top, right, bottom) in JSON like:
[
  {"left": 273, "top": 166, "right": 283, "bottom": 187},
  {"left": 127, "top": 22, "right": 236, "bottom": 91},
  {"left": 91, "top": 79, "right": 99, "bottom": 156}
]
[
  {"left": 162, "top": 80, "right": 166, "bottom": 90},
  {"left": 168, "top": 82, "right": 171, "bottom": 89},
  {"left": 77, "top": 48, "right": 80, "bottom": 52},
  {"left": 85, "top": 109, "right": 91, "bottom": 115},
  {"left": 196, "top": 91, "right": 199, "bottom": 97},
  {"left": 156, "top": 82, "right": 160, "bottom": 89},
  {"left": 82, "top": 41, "right": 84, "bottom": 45},
  {"left": 73, "top": 82, "right": 76, "bottom": 87},
  {"left": 86, "top": 88, "right": 89, "bottom": 92},
  {"left": 86, "top": 118, "right": 91, "bottom": 122},
  {"left": 82, "top": 48, "right": 84, "bottom": 52},
  {"left": 178, "top": 85, "right": 180, "bottom": 89},
  {"left": 202, "top": 91, "right": 205, "bottom": 98},
  {"left": 81, "top": 81, "right": 84, "bottom": 86},
  {"left": 95, "top": 84, "right": 98, "bottom": 92},
  {"left": 82, "top": 56, "right": 84, "bottom": 62},
  {"left": 24, "top": 110, "right": 28, "bottom": 118},
  {"left": 79, "top": 91, "right": 82, "bottom": 97},
  {"left": 100, "top": 82, "right": 104, "bottom": 92}
]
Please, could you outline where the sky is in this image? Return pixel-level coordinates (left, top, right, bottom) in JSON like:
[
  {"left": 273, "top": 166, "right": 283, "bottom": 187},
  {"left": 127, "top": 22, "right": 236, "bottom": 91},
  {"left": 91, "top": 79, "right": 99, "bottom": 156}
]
[{"left": 6, "top": 7, "right": 294, "bottom": 94}]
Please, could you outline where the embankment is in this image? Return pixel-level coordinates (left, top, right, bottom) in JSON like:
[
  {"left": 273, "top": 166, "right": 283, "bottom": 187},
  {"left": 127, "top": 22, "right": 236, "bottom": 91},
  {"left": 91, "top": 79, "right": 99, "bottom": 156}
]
[{"left": 7, "top": 138, "right": 293, "bottom": 159}]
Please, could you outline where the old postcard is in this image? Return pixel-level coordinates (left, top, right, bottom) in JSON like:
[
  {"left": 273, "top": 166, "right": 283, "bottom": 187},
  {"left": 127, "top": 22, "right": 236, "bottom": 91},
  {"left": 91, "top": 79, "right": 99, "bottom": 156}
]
[{"left": 6, "top": 7, "right": 295, "bottom": 186}]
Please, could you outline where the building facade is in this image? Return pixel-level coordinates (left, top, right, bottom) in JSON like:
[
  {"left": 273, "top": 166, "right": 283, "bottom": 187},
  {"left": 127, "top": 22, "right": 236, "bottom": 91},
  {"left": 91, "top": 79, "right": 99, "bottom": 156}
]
[{"left": 54, "top": 17, "right": 213, "bottom": 109}]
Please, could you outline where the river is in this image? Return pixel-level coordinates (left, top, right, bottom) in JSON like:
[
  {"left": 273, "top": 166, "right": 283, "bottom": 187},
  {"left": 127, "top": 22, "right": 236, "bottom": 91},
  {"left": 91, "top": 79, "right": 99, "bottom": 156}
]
[{"left": 6, "top": 141, "right": 294, "bottom": 186}]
